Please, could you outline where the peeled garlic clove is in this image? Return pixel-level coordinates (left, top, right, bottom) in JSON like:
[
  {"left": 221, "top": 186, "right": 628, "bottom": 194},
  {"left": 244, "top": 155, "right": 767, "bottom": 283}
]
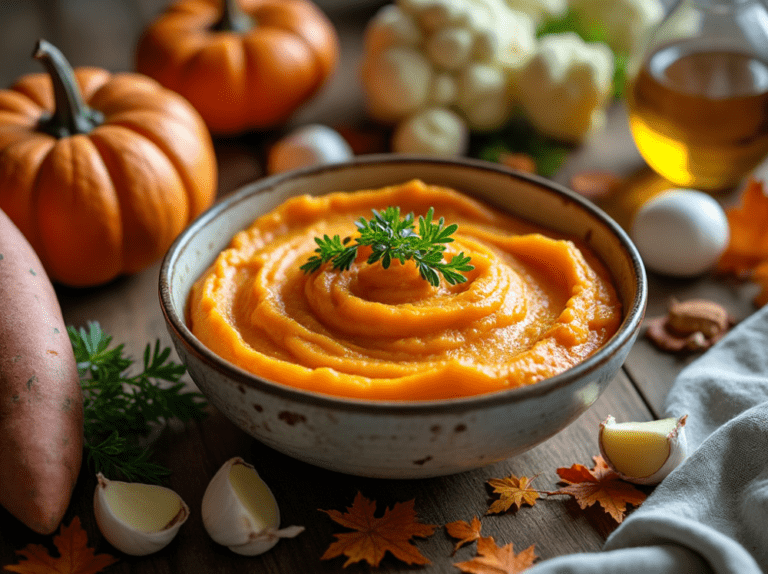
[
  {"left": 201, "top": 457, "right": 304, "bottom": 556},
  {"left": 93, "top": 473, "right": 189, "bottom": 556},
  {"left": 267, "top": 124, "right": 354, "bottom": 175},
  {"left": 599, "top": 414, "right": 688, "bottom": 485}
]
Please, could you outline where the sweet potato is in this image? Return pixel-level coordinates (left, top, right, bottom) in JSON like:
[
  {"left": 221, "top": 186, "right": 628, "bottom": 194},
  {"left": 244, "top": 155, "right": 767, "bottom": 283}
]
[{"left": 0, "top": 208, "right": 83, "bottom": 534}]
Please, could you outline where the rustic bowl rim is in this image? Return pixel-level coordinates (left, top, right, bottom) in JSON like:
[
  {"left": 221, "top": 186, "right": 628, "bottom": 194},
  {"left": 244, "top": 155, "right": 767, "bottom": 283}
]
[{"left": 159, "top": 154, "right": 647, "bottom": 415}]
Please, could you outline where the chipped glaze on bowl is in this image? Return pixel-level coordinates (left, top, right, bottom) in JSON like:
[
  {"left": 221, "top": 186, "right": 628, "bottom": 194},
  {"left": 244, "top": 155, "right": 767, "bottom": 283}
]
[{"left": 159, "top": 156, "right": 647, "bottom": 479}]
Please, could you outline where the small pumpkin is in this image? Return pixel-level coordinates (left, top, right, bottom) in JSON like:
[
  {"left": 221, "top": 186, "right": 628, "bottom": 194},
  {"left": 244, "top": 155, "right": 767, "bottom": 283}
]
[
  {"left": 0, "top": 40, "right": 217, "bottom": 287},
  {"left": 135, "top": 0, "right": 340, "bottom": 135}
]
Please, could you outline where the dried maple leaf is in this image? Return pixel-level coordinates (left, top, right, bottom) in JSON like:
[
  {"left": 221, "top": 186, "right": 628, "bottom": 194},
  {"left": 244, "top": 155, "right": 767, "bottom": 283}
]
[
  {"left": 4, "top": 516, "right": 118, "bottom": 574},
  {"left": 499, "top": 152, "right": 537, "bottom": 174},
  {"left": 717, "top": 178, "right": 768, "bottom": 276},
  {"left": 555, "top": 456, "right": 647, "bottom": 523},
  {"left": 570, "top": 170, "right": 623, "bottom": 201},
  {"left": 753, "top": 260, "right": 768, "bottom": 307},
  {"left": 445, "top": 517, "right": 483, "bottom": 554},
  {"left": 319, "top": 491, "right": 437, "bottom": 567},
  {"left": 454, "top": 536, "right": 537, "bottom": 574},
  {"left": 486, "top": 474, "right": 541, "bottom": 515}
]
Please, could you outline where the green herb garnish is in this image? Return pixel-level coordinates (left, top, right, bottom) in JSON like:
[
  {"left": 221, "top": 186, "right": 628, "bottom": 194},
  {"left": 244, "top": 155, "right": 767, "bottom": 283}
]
[
  {"left": 69, "top": 322, "right": 207, "bottom": 483},
  {"left": 300, "top": 207, "right": 474, "bottom": 287}
]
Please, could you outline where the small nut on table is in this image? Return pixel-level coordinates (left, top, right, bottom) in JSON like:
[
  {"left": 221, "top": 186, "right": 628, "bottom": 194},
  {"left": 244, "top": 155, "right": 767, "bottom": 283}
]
[
  {"left": 646, "top": 298, "right": 735, "bottom": 353},
  {"left": 499, "top": 152, "right": 537, "bottom": 174},
  {"left": 569, "top": 171, "right": 623, "bottom": 201}
]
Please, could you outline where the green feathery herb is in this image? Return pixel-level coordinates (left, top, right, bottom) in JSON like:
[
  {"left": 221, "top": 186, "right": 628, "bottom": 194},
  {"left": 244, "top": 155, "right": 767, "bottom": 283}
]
[
  {"left": 69, "top": 322, "right": 207, "bottom": 484},
  {"left": 300, "top": 207, "right": 474, "bottom": 287}
]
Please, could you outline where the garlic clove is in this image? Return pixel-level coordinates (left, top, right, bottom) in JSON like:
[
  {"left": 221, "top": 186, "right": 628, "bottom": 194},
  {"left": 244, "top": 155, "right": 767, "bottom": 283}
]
[
  {"left": 599, "top": 414, "right": 688, "bottom": 485},
  {"left": 201, "top": 457, "right": 304, "bottom": 556},
  {"left": 93, "top": 473, "right": 189, "bottom": 556},
  {"left": 267, "top": 124, "right": 354, "bottom": 175}
]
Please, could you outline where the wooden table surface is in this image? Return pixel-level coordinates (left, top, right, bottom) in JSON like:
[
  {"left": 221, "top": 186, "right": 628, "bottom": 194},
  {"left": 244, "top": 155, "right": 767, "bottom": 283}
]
[{"left": 0, "top": 1, "right": 763, "bottom": 572}]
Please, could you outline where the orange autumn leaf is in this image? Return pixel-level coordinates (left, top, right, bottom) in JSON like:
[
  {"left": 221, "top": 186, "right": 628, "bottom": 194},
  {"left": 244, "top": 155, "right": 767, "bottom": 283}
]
[
  {"left": 445, "top": 517, "right": 483, "bottom": 554},
  {"left": 486, "top": 474, "right": 541, "bottom": 515},
  {"left": 717, "top": 178, "right": 768, "bottom": 276},
  {"left": 454, "top": 536, "right": 537, "bottom": 574},
  {"left": 499, "top": 153, "right": 537, "bottom": 174},
  {"left": 556, "top": 456, "right": 647, "bottom": 523},
  {"left": 753, "top": 260, "right": 768, "bottom": 307},
  {"left": 319, "top": 491, "right": 437, "bottom": 567},
  {"left": 4, "top": 516, "right": 118, "bottom": 574}
]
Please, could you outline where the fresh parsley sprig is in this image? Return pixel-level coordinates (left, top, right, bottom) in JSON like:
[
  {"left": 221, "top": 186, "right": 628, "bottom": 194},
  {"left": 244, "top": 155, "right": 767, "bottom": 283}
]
[
  {"left": 300, "top": 207, "right": 474, "bottom": 287},
  {"left": 69, "top": 322, "right": 207, "bottom": 483}
]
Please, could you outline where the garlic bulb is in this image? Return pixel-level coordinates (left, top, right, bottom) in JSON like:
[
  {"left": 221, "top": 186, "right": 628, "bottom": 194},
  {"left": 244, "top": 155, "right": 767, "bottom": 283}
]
[
  {"left": 201, "top": 457, "right": 304, "bottom": 556},
  {"left": 599, "top": 414, "right": 688, "bottom": 485},
  {"left": 93, "top": 473, "right": 189, "bottom": 556},
  {"left": 267, "top": 124, "right": 354, "bottom": 175}
]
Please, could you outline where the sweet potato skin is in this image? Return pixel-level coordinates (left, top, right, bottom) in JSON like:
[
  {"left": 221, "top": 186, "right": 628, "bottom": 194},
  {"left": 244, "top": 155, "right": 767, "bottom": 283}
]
[{"left": 0, "top": 208, "right": 83, "bottom": 534}]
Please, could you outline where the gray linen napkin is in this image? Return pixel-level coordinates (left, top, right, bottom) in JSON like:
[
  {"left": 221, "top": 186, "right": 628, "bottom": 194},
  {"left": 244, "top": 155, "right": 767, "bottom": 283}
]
[{"left": 526, "top": 304, "right": 768, "bottom": 574}]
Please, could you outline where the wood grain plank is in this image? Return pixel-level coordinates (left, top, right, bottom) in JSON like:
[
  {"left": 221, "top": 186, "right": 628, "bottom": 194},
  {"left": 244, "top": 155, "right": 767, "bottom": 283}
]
[
  {"left": 553, "top": 106, "right": 765, "bottom": 417},
  {"left": 0, "top": 369, "right": 651, "bottom": 573},
  {"left": 0, "top": 3, "right": 695, "bottom": 573}
]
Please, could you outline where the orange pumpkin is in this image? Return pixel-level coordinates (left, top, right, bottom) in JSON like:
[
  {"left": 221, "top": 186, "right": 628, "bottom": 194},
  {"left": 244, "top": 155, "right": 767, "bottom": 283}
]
[
  {"left": 135, "top": 0, "right": 340, "bottom": 135},
  {"left": 0, "top": 40, "right": 217, "bottom": 287}
]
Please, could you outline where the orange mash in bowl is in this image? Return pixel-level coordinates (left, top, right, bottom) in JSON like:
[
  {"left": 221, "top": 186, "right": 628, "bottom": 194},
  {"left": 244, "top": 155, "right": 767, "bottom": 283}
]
[{"left": 188, "top": 180, "right": 621, "bottom": 401}]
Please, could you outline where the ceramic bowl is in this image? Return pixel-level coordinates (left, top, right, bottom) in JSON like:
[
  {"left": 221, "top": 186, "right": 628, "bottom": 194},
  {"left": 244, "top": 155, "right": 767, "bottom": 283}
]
[{"left": 159, "top": 156, "right": 647, "bottom": 479}]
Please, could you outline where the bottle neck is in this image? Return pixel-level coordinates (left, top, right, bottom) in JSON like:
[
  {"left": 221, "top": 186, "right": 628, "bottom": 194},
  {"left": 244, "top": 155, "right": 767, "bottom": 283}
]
[{"left": 663, "top": 0, "right": 768, "bottom": 62}]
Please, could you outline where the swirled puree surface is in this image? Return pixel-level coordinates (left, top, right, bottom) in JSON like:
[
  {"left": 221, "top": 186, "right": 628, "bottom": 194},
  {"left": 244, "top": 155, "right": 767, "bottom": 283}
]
[{"left": 188, "top": 180, "right": 622, "bottom": 401}]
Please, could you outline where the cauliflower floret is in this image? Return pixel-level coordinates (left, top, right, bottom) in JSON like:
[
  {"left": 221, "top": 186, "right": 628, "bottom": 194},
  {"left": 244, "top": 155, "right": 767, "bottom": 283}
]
[
  {"left": 501, "top": 0, "right": 568, "bottom": 26},
  {"left": 364, "top": 3, "right": 423, "bottom": 56},
  {"left": 516, "top": 32, "right": 614, "bottom": 143},
  {"left": 392, "top": 107, "right": 469, "bottom": 155},
  {"left": 569, "top": 0, "right": 665, "bottom": 55},
  {"left": 361, "top": 46, "right": 434, "bottom": 123},
  {"left": 457, "top": 62, "right": 512, "bottom": 130},
  {"left": 361, "top": 0, "right": 538, "bottom": 154}
]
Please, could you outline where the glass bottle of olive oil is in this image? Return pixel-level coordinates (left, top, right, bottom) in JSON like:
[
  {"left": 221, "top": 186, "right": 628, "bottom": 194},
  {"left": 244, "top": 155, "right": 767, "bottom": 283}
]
[{"left": 626, "top": 0, "right": 768, "bottom": 191}]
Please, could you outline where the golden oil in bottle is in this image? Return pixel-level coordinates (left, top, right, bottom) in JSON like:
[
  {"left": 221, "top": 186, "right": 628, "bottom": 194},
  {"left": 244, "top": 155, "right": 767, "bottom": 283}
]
[{"left": 626, "top": 44, "right": 768, "bottom": 191}]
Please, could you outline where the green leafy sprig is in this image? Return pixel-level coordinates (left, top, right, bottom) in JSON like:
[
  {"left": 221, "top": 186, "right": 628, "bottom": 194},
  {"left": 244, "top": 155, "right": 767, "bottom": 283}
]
[
  {"left": 69, "top": 322, "right": 207, "bottom": 483},
  {"left": 471, "top": 114, "right": 571, "bottom": 177},
  {"left": 300, "top": 207, "right": 474, "bottom": 287}
]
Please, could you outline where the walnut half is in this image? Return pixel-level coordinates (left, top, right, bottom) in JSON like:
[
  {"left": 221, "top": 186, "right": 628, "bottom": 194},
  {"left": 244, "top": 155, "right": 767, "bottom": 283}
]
[{"left": 646, "top": 298, "right": 735, "bottom": 353}]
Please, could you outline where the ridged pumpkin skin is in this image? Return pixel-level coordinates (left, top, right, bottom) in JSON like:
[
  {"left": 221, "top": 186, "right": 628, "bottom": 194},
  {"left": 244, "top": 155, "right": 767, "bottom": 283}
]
[
  {"left": 135, "top": 0, "right": 340, "bottom": 135},
  {"left": 0, "top": 46, "right": 217, "bottom": 287}
]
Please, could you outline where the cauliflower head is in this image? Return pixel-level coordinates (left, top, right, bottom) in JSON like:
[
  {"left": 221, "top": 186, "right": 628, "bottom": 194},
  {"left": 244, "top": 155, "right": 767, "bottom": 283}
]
[
  {"left": 516, "top": 32, "right": 614, "bottom": 143},
  {"left": 569, "top": 0, "right": 665, "bottom": 55},
  {"left": 361, "top": 0, "right": 539, "bottom": 154}
]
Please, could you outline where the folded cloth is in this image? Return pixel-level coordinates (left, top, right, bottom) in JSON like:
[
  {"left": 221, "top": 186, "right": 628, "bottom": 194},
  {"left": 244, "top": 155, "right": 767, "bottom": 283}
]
[{"left": 527, "top": 304, "right": 768, "bottom": 574}]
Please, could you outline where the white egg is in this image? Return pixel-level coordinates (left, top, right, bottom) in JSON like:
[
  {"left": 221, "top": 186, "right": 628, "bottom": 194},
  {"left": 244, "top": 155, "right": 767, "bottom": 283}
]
[
  {"left": 267, "top": 124, "right": 354, "bottom": 175},
  {"left": 630, "top": 188, "right": 729, "bottom": 277}
]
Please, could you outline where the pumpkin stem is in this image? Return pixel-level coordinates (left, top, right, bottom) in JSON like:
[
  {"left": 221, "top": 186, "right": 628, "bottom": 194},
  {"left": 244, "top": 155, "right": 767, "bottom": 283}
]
[
  {"left": 34, "top": 39, "right": 103, "bottom": 138},
  {"left": 212, "top": 0, "right": 254, "bottom": 33}
]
